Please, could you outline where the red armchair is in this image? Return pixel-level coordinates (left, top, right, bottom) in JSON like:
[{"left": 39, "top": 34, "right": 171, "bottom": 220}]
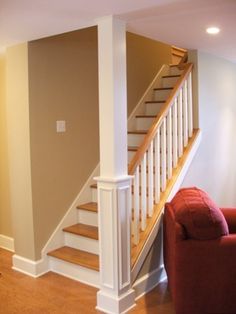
[{"left": 164, "top": 187, "right": 236, "bottom": 314}]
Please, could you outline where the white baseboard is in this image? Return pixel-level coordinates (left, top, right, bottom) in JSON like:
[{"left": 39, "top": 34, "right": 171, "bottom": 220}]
[
  {"left": 12, "top": 254, "right": 49, "bottom": 278},
  {"left": 0, "top": 234, "right": 15, "bottom": 252},
  {"left": 133, "top": 265, "right": 167, "bottom": 300}
]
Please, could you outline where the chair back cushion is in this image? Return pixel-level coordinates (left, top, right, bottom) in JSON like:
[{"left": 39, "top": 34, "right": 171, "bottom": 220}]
[{"left": 170, "top": 187, "right": 229, "bottom": 240}]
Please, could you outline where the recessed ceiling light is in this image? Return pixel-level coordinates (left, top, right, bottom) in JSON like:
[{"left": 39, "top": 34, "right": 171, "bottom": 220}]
[{"left": 206, "top": 27, "right": 220, "bottom": 35}]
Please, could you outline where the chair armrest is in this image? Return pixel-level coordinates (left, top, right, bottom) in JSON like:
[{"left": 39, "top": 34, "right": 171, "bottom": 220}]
[{"left": 221, "top": 208, "right": 236, "bottom": 233}]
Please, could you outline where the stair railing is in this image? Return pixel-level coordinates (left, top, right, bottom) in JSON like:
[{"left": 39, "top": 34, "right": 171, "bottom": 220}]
[{"left": 128, "top": 63, "right": 193, "bottom": 245}]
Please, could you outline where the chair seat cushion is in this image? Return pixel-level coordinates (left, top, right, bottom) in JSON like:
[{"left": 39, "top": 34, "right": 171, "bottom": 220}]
[{"left": 170, "top": 187, "right": 229, "bottom": 240}]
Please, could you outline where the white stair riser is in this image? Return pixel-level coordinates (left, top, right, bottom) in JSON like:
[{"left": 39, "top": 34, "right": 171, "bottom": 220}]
[
  {"left": 162, "top": 77, "right": 179, "bottom": 87},
  {"left": 49, "top": 256, "right": 99, "bottom": 288},
  {"left": 145, "top": 102, "right": 163, "bottom": 115},
  {"left": 171, "top": 55, "right": 182, "bottom": 65},
  {"left": 128, "top": 133, "right": 146, "bottom": 147},
  {"left": 136, "top": 117, "right": 155, "bottom": 131},
  {"left": 64, "top": 232, "right": 99, "bottom": 254},
  {"left": 92, "top": 188, "right": 98, "bottom": 202},
  {"left": 77, "top": 209, "right": 98, "bottom": 227},
  {"left": 168, "top": 66, "right": 183, "bottom": 76},
  {"left": 153, "top": 89, "right": 171, "bottom": 101}
]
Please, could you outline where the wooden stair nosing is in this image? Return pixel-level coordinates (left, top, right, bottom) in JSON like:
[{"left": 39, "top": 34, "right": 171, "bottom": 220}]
[
  {"left": 77, "top": 202, "right": 97, "bottom": 213},
  {"left": 128, "top": 130, "right": 148, "bottom": 135},
  {"left": 128, "top": 146, "right": 139, "bottom": 152},
  {"left": 47, "top": 246, "right": 99, "bottom": 271},
  {"left": 172, "top": 46, "right": 187, "bottom": 53},
  {"left": 172, "top": 51, "right": 185, "bottom": 58},
  {"left": 162, "top": 74, "right": 181, "bottom": 78},
  {"left": 154, "top": 87, "right": 174, "bottom": 91},
  {"left": 135, "top": 114, "right": 156, "bottom": 118},
  {"left": 145, "top": 100, "right": 165, "bottom": 104},
  {"left": 63, "top": 223, "right": 98, "bottom": 240}
]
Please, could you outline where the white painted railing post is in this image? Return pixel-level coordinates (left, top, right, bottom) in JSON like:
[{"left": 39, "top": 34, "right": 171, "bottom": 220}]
[{"left": 96, "top": 16, "right": 135, "bottom": 314}]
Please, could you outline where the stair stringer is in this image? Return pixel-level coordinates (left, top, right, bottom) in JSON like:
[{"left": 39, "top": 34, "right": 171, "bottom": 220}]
[
  {"left": 131, "top": 130, "right": 202, "bottom": 285},
  {"left": 39, "top": 164, "right": 100, "bottom": 271}
]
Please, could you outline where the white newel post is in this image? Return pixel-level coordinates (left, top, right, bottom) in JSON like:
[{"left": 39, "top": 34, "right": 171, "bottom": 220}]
[{"left": 95, "top": 16, "right": 136, "bottom": 314}]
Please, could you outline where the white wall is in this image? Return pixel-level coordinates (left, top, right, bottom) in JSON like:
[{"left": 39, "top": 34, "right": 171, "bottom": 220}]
[{"left": 182, "top": 52, "right": 236, "bottom": 207}]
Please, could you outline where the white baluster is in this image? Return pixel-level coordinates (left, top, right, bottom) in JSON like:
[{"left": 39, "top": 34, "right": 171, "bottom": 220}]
[
  {"left": 141, "top": 153, "right": 147, "bottom": 231},
  {"left": 177, "top": 88, "right": 183, "bottom": 157},
  {"left": 148, "top": 141, "right": 154, "bottom": 217},
  {"left": 183, "top": 80, "right": 188, "bottom": 147},
  {"left": 154, "top": 130, "right": 160, "bottom": 203},
  {"left": 173, "top": 98, "right": 178, "bottom": 167},
  {"left": 161, "top": 118, "right": 166, "bottom": 191},
  {"left": 133, "top": 166, "right": 140, "bottom": 245},
  {"left": 167, "top": 108, "right": 172, "bottom": 179},
  {"left": 187, "top": 71, "right": 193, "bottom": 137}
]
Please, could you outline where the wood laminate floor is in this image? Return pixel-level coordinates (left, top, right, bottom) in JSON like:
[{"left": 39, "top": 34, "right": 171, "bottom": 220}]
[{"left": 0, "top": 248, "right": 175, "bottom": 313}]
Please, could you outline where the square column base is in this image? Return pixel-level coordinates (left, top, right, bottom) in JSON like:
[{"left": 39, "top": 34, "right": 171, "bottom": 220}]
[{"left": 96, "top": 288, "right": 136, "bottom": 314}]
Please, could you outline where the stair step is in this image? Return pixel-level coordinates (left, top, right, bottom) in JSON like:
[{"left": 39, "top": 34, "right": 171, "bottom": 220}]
[
  {"left": 128, "top": 130, "right": 148, "bottom": 135},
  {"left": 162, "top": 74, "right": 181, "bottom": 78},
  {"left": 77, "top": 202, "right": 98, "bottom": 213},
  {"left": 48, "top": 246, "right": 99, "bottom": 271},
  {"left": 172, "top": 46, "right": 187, "bottom": 53},
  {"left": 63, "top": 223, "right": 98, "bottom": 240},
  {"left": 154, "top": 87, "right": 173, "bottom": 91},
  {"left": 145, "top": 100, "right": 165, "bottom": 104},
  {"left": 172, "top": 51, "right": 184, "bottom": 58},
  {"left": 136, "top": 115, "right": 156, "bottom": 118},
  {"left": 128, "top": 146, "right": 138, "bottom": 152}
]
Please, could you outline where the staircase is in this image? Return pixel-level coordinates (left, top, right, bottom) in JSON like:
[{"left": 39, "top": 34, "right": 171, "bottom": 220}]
[
  {"left": 46, "top": 57, "right": 200, "bottom": 290},
  {"left": 171, "top": 46, "right": 188, "bottom": 65}
]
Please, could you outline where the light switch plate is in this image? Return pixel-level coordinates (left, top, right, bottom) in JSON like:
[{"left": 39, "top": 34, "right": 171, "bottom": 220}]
[{"left": 56, "top": 120, "right": 66, "bottom": 133}]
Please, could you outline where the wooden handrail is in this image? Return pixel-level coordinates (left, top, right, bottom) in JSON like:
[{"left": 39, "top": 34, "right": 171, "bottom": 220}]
[{"left": 128, "top": 63, "right": 193, "bottom": 175}]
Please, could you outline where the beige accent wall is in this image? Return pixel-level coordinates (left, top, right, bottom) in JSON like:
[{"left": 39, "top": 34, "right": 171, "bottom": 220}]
[
  {"left": 28, "top": 27, "right": 99, "bottom": 259},
  {"left": 127, "top": 32, "right": 171, "bottom": 115},
  {"left": 0, "top": 54, "right": 13, "bottom": 237},
  {"left": 182, "top": 52, "right": 236, "bottom": 206},
  {"left": 6, "top": 44, "right": 36, "bottom": 259},
  {"left": 4, "top": 27, "right": 171, "bottom": 259}
]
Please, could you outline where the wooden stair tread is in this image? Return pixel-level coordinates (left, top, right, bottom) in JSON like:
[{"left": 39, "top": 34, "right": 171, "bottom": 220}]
[
  {"left": 128, "top": 130, "right": 148, "bottom": 135},
  {"left": 154, "top": 87, "right": 173, "bottom": 90},
  {"left": 48, "top": 246, "right": 99, "bottom": 271},
  {"left": 77, "top": 202, "right": 97, "bottom": 212},
  {"left": 172, "top": 51, "right": 185, "bottom": 57},
  {"left": 135, "top": 114, "right": 156, "bottom": 118},
  {"left": 63, "top": 223, "right": 98, "bottom": 240},
  {"left": 128, "top": 146, "right": 138, "bottom": 151},
  {"left": 172, "top": 46, "right": 187, "bottom": 53},
  {"left": 162, "top": 74, "right": 181, "bottom": 78},
  {"left": 145, "top": 100, "right": 165, "bottom": 104}
]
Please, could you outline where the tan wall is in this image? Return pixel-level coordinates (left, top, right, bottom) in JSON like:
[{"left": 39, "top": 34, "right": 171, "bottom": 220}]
[
  {"left": 6, "top": 44, "right": 36, "bottom": 259},
  {"left": 127, "top": 32, "right": 171, "bottom": 115},
  {"left": 28, "top": 28, "right": 171, "bottom": 259},
  {"left": 0, "top": 54, "right": 13, "bottom": 237},
  {"left": 28, "top": 27, "right": 99, "bottom": 259}
]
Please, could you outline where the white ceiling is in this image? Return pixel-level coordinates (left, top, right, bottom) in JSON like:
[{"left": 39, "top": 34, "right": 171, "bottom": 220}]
[{"left": 0, "top": 0, "right": 236, "bottom": 63}]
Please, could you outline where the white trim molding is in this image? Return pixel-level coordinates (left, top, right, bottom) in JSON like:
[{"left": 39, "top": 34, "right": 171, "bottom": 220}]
[
  {"left": 133, "top": 265, "right": 167, "bottom": 300},
  {"left": 0, "top": 234, "right": 15, "bottom": 252},
  {"left": 12, "top": 254, "right": 49, "bottom": 278}
]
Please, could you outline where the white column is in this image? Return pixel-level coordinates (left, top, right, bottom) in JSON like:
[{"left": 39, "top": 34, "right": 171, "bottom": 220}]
[{"left": 96, "top": 16, "right": 135, "bottom": 314}]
